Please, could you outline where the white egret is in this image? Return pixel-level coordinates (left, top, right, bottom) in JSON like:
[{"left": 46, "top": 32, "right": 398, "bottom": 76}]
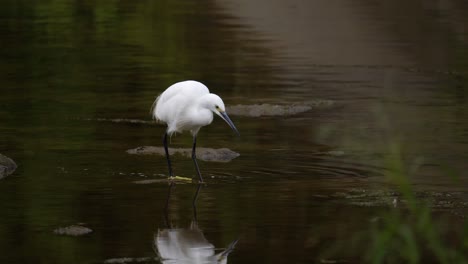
[{"left": 151, "top": 80, "right": 239, "bottom": 182}]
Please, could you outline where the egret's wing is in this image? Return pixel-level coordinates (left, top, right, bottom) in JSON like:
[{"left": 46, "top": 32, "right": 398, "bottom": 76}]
[
  {"left": 157, "top": 93, "right": 193, "bottom": 130},
  {"left": 152, "top": 84, "right": 185, "bottom": 121},
  {"left": 153, "top": 81, "right": 209, "bottom": 124},
  {"left": 158, "top": 81, "right": 209, "bottom": 107}
]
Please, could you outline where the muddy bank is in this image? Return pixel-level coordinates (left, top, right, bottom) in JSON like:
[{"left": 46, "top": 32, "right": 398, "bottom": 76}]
[
  {"left": 0, "top": 154, "right": 17, "bottom": 179},
  {"left": 127, "top": 146, "right": 240, "bottom": 162}
]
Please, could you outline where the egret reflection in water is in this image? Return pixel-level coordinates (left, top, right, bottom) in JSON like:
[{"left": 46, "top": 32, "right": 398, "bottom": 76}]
[{"left": 154, "top": 183, "right": 238, "bottom": 264}]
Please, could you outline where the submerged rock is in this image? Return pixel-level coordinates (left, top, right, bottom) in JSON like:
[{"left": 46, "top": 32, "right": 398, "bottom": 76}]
[
  {"left": 0, "top": 154, "right": 17, "bottom": 179},
  {"left": 53, "top": 225, "right": 93, "bottom": 236},
  {"left": 84, "top": 118, "right": 153, "bottom": 125},
  {"left": 228, "top": 100, "right": 334, "bottom": 117},
  {"left": 103, "top": 257, "right": 155, "bottom": 263},
  {"left": 127, "top": 146, "right": 240, "bottom": 162},
  {"left": 133, "top": 179, "right": 167, "bottom": 185}
]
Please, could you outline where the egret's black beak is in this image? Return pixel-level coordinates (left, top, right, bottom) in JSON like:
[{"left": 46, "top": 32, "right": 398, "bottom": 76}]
[{"left": 220, "top": 111, "right": 240, "bottom": 136}]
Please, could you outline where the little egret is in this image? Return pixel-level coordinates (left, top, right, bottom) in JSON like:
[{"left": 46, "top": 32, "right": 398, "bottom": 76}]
[{"left": 151, "top": 80, "right": 239, "bottom": 182}]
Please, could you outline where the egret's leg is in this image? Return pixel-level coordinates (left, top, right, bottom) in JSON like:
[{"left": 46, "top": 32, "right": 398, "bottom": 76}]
[
  {"left": 192, "top": 135, "right": 203, "bottom": 182},
  {"left": 163, "top": 133, "right": 173, "bottom": 177}
]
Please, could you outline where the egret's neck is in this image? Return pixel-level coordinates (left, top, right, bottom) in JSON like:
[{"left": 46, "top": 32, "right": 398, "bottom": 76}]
[
  {"left": 198, "top": 94, "right": 215, "bottom": 109},
  {"left": 190, "top": 95, "right": 214, "bottom": 129}
]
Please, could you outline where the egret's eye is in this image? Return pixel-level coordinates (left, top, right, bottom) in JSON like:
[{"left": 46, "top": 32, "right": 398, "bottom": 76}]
[{"left": 215, "top": 105, "right": 220, "bottom": 110}]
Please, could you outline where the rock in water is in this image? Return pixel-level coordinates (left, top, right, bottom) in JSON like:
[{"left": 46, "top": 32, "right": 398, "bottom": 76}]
[
  {"left": 0, "top": 154, "right": 17, "bottom": 179},
  {"left": 53, "top": 225, "right": 93, "bottom": 236},
  {"left": 103, "top": 257, "right": 154, "bottom": 263},
  {"left": 127, "top": 146, "right": 240, "bottom": 162},
  {"left": 228, "top": 100, "right": 335, "bottom": 117}
]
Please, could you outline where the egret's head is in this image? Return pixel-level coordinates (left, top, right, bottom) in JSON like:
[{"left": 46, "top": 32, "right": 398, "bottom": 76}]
[
  {"left": 204, "top": 94, "right": 239, "bottom": 136},
  {"left": 206, "top": 94, "right": 226, "bottom": 114}
]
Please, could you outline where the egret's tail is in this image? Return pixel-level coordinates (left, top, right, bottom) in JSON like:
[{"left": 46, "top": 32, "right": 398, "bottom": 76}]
[{"left": 150, "top": 96, "right": 161, "bottom": 120}]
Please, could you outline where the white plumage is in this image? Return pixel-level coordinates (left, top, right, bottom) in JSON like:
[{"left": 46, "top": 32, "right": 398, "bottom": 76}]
[
  {"left": 153, "top": 81, "right": 224, "bottom": 136},
  {"left": 151, "top": 80, "right": 239, "bottom": 182}
]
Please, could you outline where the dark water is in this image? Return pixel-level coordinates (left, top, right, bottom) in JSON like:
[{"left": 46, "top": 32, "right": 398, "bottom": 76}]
[{"left": 1, "top": 0, "right": 468, "bottom": 263}]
